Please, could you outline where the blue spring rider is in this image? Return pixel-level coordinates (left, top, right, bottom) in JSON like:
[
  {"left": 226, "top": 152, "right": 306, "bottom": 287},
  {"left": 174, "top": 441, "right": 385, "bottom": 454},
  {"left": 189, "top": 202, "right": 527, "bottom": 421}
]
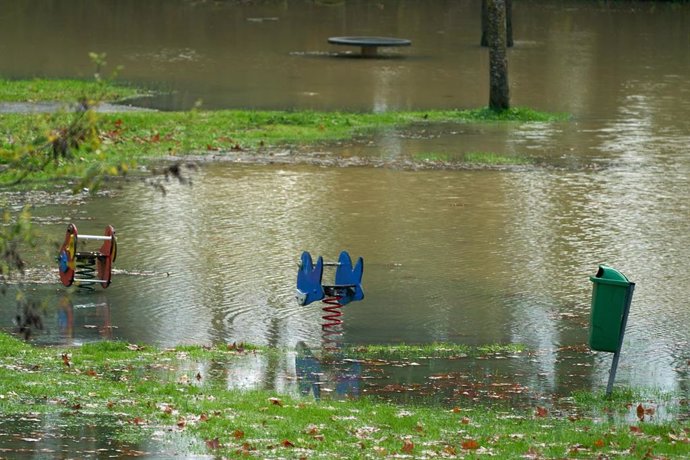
[{"left": 296, "top": 251, "right": 364, "bottom": 306}]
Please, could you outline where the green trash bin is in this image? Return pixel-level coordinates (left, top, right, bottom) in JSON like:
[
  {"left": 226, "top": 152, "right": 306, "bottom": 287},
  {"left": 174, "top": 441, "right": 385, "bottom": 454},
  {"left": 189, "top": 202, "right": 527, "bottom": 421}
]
[{"left": 589, "top": 265, "right": 634, "bottom": 353}]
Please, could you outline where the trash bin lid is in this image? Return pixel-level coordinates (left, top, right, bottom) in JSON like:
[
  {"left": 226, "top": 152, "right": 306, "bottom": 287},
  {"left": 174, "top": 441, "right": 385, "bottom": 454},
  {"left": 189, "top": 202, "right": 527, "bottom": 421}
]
[{"left": 590, "top": 265, "right": 630, "bottom": 287}]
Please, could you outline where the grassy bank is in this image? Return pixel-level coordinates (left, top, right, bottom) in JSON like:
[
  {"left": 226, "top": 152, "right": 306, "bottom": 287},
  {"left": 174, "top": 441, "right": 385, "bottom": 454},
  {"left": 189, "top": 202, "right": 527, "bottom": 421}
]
[
  {"left": 0, "top": 107, "right": 565, "bottom": 186},
  {"left": 0, "top": 77, "right": 569, "bottom": 186},
  {"left": 0, "top": 78, "right": 143, "bottom": 103},
  {"left": 0, "top": 333, "right": 688, "bottom": 458}
]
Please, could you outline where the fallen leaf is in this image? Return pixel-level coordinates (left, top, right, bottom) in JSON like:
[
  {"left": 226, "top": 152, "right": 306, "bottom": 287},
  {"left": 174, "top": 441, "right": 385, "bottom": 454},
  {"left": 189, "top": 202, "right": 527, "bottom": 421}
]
[
  {"left": 195, "top": 372, "right": 202, "bottom": 381},
  {"left": 269, "top": 397, "right": 283, "bottom": 406},
  {"left": 177, "top": 417, "right": 186, "bottom": 428},
  {"left": 206, "top": 438, "right": 221, "bottom": 449},
  {"left": 451, "top": 407, "right": 462, "bottom": 413},
  {"left": 535, "top": 406, "right": 548, "bottom": 417},
  {"left": 61, "top": 353, "right": 71, "bottom": 367},
  {"left": 233, "top": 429, "right": 245, "bottom": 439},
  {"left": 461, "top": 416, "right": 471, "bottom": 425},
  {"left": 305, "top": 425, "right": 319, "bottom": 435},
  {"left": 630, "top": 425, "right": 642, "bottom": 433},
  {"left": 402, "top": 439, "right": 415, "bottom": 453},
  {"left": 594, "top": 439, "right": 606, "bottom": 448},
  {"left": 281, "top": 439, "right": 295, "bottom": 448},
  {"left": 462, "top": 439, "right": 480, "bottom": 450},
  {"left": 637, "top": 404, "right": 645, "bottom": 420}
]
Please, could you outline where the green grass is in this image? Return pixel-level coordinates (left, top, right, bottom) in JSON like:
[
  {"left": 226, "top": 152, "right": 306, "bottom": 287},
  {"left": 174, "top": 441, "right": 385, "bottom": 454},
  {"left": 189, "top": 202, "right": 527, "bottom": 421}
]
[
  {"left": 0, "top": 107, "right": 565, "bottom": 186},
  {"left": 1, "top": 332, "right": 689, "bottom": 458},
  {"left": 0, "top": 78, "right": 144, "bottom": 103}
]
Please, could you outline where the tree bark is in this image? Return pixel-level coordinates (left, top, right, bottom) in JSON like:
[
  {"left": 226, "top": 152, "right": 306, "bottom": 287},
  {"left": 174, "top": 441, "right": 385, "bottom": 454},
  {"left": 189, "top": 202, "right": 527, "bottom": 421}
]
[
  {"left": 488, "top": 0, "right": 510, "bottom": 111},
  {"left": 481, "top": 0, "right": 513, "bottom": 47}
]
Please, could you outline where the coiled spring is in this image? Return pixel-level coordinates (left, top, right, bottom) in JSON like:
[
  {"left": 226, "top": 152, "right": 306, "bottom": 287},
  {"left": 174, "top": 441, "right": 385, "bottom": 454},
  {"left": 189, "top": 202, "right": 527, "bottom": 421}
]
[
  {"left": 75, "top": 256, "right": 96, "bottom": 291},
  {"left": 321, "top": 296, "right": 344, "bottom": 351}
]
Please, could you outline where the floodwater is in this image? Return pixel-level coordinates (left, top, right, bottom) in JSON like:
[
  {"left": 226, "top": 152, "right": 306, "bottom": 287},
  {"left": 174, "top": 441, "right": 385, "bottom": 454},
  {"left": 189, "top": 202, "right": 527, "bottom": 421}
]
[{"left": 1, "top": 0, "right": 690, "bottom": 423}]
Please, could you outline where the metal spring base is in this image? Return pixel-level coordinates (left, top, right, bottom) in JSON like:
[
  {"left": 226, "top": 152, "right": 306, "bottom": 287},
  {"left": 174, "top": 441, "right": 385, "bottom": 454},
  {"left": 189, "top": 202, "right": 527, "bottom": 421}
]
[
  {"left": 321, "top": 296, "right": 344, "bottom": 351},
  {"left": 75, "top": 258, "right": 96, "bottom": 291}
]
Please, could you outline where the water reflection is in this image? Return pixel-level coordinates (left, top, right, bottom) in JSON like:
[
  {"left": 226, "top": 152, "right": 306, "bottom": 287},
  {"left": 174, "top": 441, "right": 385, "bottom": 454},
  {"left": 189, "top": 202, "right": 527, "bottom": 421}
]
[
  {"left": 0, "top": 413, "right": 208, "bottom": 459},
  {"left": 57, "top": 295, "right": 113, "bottom": 343},
  {"left": 6, "top": 288, "right": 114, "bottom": 346},
  {"left": 170, "top": 343, "right": 601, "bottom": 409}
]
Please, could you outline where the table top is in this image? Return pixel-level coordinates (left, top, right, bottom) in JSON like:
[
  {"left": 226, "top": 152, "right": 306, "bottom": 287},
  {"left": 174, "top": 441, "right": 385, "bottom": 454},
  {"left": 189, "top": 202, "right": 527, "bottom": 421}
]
[{"left": 328, "top": 36, "right": 411, "bottom": 47}]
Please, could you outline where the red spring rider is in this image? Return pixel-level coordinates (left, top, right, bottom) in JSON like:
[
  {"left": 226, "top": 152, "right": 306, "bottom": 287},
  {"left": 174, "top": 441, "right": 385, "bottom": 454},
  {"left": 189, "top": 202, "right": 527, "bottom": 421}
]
[{"left": 58, "top": 223, "right": 117, "bottom": 289}]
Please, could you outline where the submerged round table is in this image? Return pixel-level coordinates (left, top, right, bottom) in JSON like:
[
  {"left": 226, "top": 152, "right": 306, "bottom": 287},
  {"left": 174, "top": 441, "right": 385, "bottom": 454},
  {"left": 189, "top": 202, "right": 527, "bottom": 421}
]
[{"left": 327, "top": 36, "right": 411, "bottom": 57}]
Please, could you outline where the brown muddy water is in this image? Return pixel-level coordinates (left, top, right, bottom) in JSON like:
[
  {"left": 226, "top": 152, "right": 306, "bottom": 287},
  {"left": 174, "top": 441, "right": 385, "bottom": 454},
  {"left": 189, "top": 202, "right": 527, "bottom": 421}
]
[{"left": 1, "top": 0, "right": 690, "bottom": 433}]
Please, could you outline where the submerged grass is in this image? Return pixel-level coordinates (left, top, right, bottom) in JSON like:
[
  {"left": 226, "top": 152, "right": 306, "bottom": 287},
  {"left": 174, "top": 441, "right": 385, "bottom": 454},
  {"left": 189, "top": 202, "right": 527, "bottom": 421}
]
[
  {"left": 413, "top": 151, "right": 534, "bottom": 166},
  {"left": 464, "top": 151, "right": 533, "bottom": 165},
  {"left": 1, "top": 332, "right": 689, "bottom": 458},
  {"left": 342, "top": 342, "right": 526, "bottom": 360}
]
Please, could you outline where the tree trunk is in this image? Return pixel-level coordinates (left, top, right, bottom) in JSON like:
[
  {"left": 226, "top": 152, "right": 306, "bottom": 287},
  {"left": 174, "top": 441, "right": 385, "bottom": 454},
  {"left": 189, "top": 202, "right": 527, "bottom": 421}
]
[
  {"left": 488, "top": 0, "right": 510, "bottom": 111},
  {"left": 481, "top": 0, "right": 513, "bottom": 47}
]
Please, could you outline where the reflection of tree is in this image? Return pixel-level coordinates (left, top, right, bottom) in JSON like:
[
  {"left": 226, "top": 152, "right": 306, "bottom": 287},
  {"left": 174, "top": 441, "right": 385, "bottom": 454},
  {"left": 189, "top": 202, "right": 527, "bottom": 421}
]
[
  {"left": 16, "top": 297, "right": 44, "bottom": 340},
  {"left": 262, "top": 317, "right": 281, "bottom": 392}
]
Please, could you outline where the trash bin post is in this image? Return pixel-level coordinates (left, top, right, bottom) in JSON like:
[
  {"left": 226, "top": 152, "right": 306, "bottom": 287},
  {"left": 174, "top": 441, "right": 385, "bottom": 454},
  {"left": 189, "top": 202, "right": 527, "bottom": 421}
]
[{"left": 605, "top": 282, "right": 635, "bottom": 397}]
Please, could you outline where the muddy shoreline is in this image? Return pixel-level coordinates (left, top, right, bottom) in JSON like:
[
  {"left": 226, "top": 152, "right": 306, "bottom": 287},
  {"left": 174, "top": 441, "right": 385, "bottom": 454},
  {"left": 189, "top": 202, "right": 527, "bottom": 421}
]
[{"left": 158, "top": 148, "right": 567, "bottom": 172}]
